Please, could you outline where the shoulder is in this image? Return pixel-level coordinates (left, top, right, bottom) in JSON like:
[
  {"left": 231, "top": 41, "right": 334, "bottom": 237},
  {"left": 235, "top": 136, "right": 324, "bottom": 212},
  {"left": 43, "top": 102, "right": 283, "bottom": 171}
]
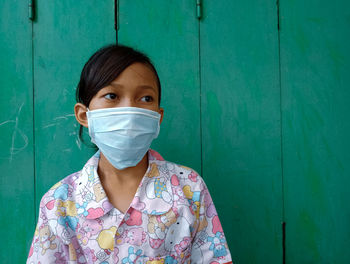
[
  {"left": 39, "top": 151, "right": 100, "bottom": 209},
  {"left": 39, "top": 170, "right": 81, "bottom": 208},
  {"left": 148, "top": 149, "right": 208, "bottom": 192},
  {"left": 36, "top": 172, "right": 81, "bottom": 236}
]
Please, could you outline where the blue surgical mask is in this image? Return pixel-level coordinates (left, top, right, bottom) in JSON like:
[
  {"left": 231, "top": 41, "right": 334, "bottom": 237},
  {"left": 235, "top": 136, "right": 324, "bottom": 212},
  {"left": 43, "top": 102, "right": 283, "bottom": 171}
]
[{"left": 86, "top": 106, "right": 161, "bottom": 170}]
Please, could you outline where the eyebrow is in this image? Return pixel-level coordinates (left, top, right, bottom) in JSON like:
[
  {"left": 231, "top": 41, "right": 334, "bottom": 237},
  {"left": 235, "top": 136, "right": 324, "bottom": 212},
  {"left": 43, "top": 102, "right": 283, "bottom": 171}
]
[{"left": 109, "top": 83, "right": 157, "bottom": 92}]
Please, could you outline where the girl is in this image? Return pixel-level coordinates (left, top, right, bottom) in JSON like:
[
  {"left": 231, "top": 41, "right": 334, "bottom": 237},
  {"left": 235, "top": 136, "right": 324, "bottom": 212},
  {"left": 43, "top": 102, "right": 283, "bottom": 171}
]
[{"left": 27, "top": 44, "right": 233, "bottom": 264}]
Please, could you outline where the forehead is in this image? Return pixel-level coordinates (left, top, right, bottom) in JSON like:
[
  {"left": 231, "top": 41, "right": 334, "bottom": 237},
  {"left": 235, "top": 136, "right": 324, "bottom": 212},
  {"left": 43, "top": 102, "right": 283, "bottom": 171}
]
[{"left": 111, "top": 62, "right": 158, "bottom": 88}]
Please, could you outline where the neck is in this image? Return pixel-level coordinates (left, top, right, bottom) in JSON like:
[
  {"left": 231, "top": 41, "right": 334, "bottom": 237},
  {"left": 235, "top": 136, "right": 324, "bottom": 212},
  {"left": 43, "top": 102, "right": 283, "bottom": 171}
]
[{"left": 97, "top": 151, "right": 149, "bottom": 186}]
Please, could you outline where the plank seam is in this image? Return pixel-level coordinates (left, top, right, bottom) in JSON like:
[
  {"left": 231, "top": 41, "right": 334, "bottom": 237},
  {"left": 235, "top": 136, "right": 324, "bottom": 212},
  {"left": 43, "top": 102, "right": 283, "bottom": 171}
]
[
  {"left": 31, "top": 13, "right": 37, "bottom": 223},
  {"left": 277, "top": 0, "right": 286, "bottom": 263},
  {"left": 198, "top": 10, "right": 203, "bottom": 178}
]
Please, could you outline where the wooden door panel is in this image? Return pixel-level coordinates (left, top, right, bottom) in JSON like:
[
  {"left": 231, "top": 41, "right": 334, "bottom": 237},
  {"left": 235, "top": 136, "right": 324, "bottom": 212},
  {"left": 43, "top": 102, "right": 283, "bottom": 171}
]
[
  {"left": 0, "top": 1, "right": 35, "bottom": 262},
  {"left": 200, "top": 1, "right": 283, "bottom": 262},
  {"left": 33, "top": 0, "right": 116, "bottom": 211},
  {"left": 280, "top": 0, "right": 350, "bottom": 262}
]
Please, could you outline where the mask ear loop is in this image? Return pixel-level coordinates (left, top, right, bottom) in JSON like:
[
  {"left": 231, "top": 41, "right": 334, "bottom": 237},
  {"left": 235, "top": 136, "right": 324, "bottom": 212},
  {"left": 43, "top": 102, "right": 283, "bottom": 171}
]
[{"left": 85, "top": 107, "right": 95, "bottom": 144}]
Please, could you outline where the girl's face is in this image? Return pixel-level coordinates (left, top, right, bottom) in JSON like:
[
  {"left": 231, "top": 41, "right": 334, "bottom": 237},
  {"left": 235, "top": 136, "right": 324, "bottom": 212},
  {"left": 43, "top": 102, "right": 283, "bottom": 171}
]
[{"left": 75, "top": 62, "right": 164, "bottom": 128}]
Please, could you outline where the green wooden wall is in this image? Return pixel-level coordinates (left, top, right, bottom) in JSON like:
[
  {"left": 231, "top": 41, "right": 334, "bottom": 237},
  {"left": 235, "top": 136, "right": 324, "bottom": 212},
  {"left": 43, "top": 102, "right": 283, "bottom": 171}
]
[
  {"left": 1, "top": 0, "right": 349, "bottom": 263},
  {"left": 280, "top": 0, "right": 350, "bottom": 262}
]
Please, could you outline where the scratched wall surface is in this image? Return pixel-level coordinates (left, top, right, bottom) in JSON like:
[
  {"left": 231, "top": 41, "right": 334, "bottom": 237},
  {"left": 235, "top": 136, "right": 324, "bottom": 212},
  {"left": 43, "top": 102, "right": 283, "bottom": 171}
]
[
  {"left": 280, "top": 0, "right": 350, "bottom": 263},
  {"left": 0, "top": 1, "right": 35, "bottom": 262},
  {"left": 0, "top": 0, "right": 116, "bottom": 262},
  {"left": 32, "top": 0, "right": 115, "bottom": 210}
]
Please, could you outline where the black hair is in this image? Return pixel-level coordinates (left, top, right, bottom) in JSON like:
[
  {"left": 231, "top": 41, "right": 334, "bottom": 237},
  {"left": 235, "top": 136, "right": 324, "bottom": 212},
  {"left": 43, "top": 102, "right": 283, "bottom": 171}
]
[{"left": 75, "top": 44, "right": 161, "bottom": 145}]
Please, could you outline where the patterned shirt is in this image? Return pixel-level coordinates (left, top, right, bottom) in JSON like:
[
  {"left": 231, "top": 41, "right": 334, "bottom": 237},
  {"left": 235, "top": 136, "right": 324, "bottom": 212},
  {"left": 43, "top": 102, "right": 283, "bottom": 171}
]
[{"left": 27, "top": 149, "right": 233, "bottom": 263}]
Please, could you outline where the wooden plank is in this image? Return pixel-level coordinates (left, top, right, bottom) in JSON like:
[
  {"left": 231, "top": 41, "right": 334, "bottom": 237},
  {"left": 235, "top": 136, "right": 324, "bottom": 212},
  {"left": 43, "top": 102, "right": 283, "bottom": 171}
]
[
  {"left": 0, "top": 1, "right": 35, "bottom": 262},
  {"left": 280, "top": 0, "right": 350, "bottom": 262},
  {"left": 33, "top": 0, "right": 116, "bottom": 209},
  {"left": 200, "top": 1, "right": 283, "bottom": 262},
  {"left": 117, "top": 0, "right": 202, "bottom": 173}
]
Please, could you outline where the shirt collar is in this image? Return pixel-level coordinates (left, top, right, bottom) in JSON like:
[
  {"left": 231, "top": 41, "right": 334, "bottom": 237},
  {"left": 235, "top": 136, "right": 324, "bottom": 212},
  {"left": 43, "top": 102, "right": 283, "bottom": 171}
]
[{"left": 74, "top": 149, "right": 174, "bottom": 219}]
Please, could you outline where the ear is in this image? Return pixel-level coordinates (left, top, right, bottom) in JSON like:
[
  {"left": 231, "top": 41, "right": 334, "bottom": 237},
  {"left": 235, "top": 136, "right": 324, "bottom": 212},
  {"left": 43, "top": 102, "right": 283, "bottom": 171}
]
[
  {"left": 158, "top": 107, "right": 164, "bottom": 125},
  {"left": 74, "top": 103, "right": 88, "bottom": 128}
]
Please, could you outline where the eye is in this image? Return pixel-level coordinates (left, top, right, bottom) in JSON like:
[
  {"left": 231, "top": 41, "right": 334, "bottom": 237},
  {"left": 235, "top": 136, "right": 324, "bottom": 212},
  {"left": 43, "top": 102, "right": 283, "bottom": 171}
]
[
  {"left": 104, "top": 93, "right": 117, "bottom": 100},
  {"left": 140, "top": 95, "right": 153, "bottom": 102}
]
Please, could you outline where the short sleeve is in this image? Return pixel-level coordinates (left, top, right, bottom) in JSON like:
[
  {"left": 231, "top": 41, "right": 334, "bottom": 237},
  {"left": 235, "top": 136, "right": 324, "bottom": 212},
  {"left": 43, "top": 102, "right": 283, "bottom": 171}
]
[
  {"left": 26, "top": 199, "right": 68, "bottom": 264},
  {"left": 190, "top": 180, "right": 233, "bottom": 264}
]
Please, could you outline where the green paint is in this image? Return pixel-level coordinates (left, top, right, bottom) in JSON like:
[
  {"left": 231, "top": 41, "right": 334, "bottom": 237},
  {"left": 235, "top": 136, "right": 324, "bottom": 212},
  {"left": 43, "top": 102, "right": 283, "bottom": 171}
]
[
  {"left": 205, "top": 90, "right": 224, "bottom": 162},
  {"left": 297, "top": 210, "right": 321, "bottom": 260},
  {"left": 294, "top": 26, "right": 309, "bottom": 54},
  {"left": 200, "top": 1, "right": 282, "bottom": 262},
  {"left": 0, "top": 1, "right": 35, "bottom": 262},
  {"left": 281, "top": 0, "right": 350, "bottom": 262}
]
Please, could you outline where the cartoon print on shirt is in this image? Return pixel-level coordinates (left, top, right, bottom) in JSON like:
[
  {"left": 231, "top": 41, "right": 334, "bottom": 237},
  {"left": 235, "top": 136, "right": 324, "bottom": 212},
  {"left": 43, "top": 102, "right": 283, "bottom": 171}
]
[
  {"left": 54, "top": 200, "right": 79, "bottom": 232},
  {"left": 130, "top": 196, "right": 146, "bottom": 211},
  {"left": 193, "top": 204, "right": 208, "bottom": 235},
  {"left": 76, "top": 201, "right": 89, "bottom": 217},
  {"left": 82, "top": 246, "right": 98, "bottom": 263},
  {"left": 170, "top": 174, "right": 187, "bottom": 207},
  {"left": 124, "top": 209, "right": 143, "bottom": 226},
  {"left": 173, "top": 165, "right": 192, "bottom": 180},
  {"left": 44, "top": 199, "right": 55, "bottom": 211},
  {"left": 202, "top": 186, "right": 217, "bottom": 218},
  {"left": 57, "top": 215, "right": 79, "bottom": 232},
  {"left": 164, "top": 255, "right": 178, "bottom": 264},
  {"left": 53, "top": 243, "right": 68, "bottom": 263},
  {"left": 38, "top": 225, "right": 57, "bottom": 255},
  {"left": 193, "top": 229, "right": 209, "bottom": 248},
  {"left": 212, "top": 215, "right": 224, "bottom": 235},
  {"left": 157, "top": 162, "right": 172, "bottom": 176},
  {"left": 164, "top": 216, "right": 191, "bottom": 255},
  {"left": 53, "top": 183, "right": 70, "bottom": 200},
  {"left": 183, "top": 185, "right": 201, "bottom": 219},
  {"left": 96, "top": 248, "right": 111, "bottom": 262},
  {"left": 207, "top": 231, "right": 228, "bottom": 258},
  {"left": 86, "top": 206, "right": 105, "bottom": 219},
  {"left": 146, "top": 257, "right": 165, "bottom": 264},
  {"left": 146, "top": 176, "right": 172, "bottom": 204},
  {"left": 75, "top": 168, "right": 94, "bottom": 202},
  {"left": 93, "top": 182, "right": 106, "bottom": 202},
  {"left": 27, "top": 149, "right": 233, "bottom": 263},
  {"left": 146, "top": 163, "right": 160, "bottom": 178},
  {"left": 59, "top": 226, "right": 74, "bottom": 245},
  {"left": 77, "top": 218, "right": 103, "bottom": 245},
  {"left": 68, "top": 236, "right": 87, "bottom": 263},
  {"left": 147, "top": 209, "right": 177, "bottom": 249},
  {"left": 38, "top": 198, "right": 59, "bottom": 234},
  {"left": 112, "top": 246, "right": 120, "bottom": 263},
  {"left": 148, "top": 149, "right": 164, "bottom": 161},
  {"left": 116, "top": 227, "right": 147, "bottom": 246},
  {"left": 97, "top": 226, "right": 117, "bottom": 251},
  {"left": 122, "top": 246, "right": 144, "bottom": 264},
  {"left": 55, "top": 200, "right": 77, "bottom": 217},
  {"left": 188, "top": 171, "right": 198, "bottom": 182}
]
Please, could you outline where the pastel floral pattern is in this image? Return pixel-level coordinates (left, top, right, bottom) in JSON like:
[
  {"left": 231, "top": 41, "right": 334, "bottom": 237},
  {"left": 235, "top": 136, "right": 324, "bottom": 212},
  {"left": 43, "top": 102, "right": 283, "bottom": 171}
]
[{"left": 27, "top": 149, "right": 233, "bottom": 264}]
